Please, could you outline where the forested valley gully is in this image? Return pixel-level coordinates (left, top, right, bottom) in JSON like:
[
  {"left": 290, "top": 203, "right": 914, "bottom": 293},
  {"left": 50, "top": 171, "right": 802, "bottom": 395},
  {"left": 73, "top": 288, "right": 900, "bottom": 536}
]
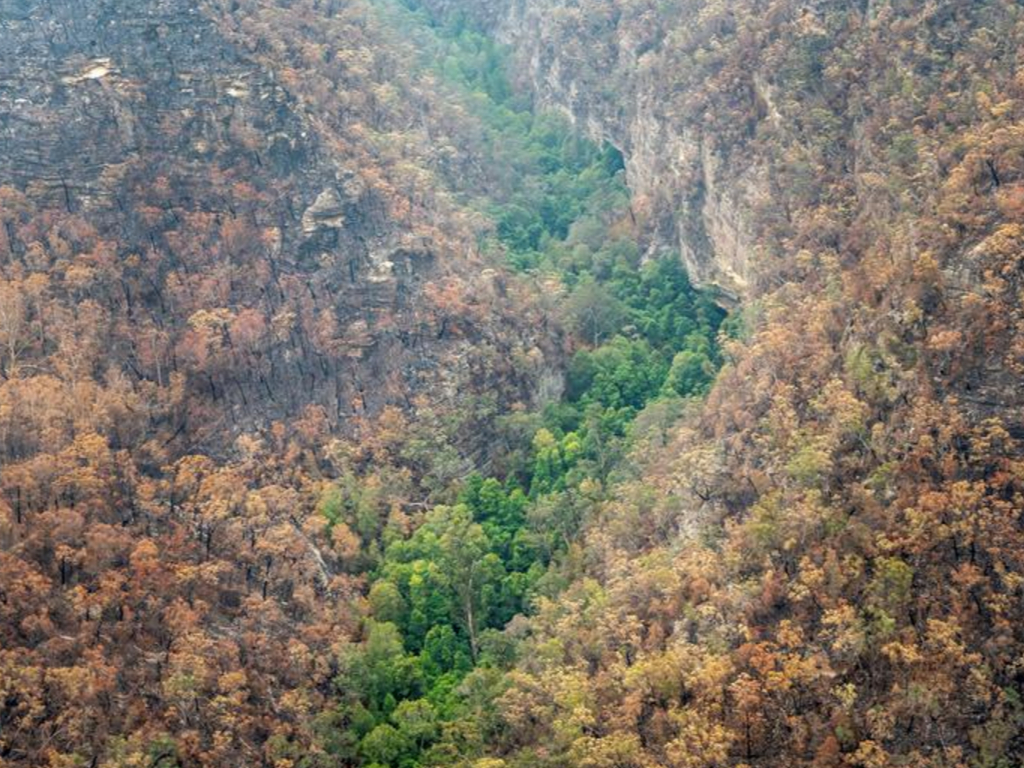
[{"left": 2, "top": 2, "right": 1024, "bottom": 767}]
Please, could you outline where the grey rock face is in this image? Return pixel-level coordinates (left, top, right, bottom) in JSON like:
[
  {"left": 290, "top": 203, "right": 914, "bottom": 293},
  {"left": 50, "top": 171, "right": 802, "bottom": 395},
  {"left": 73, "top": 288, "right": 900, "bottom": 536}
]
[
  {"left": 302, "top": 189, "right": 347, "bottom": 236},
  {"left": 418, "top": 0, "right": 765, "bottom": 301},
  {"left": 1, "top": 0, "right": 309, "bottom": 212}
]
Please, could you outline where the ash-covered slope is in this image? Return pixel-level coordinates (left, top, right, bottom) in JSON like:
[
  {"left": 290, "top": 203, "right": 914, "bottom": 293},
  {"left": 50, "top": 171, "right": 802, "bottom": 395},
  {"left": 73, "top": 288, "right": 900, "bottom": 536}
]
[{"left": 0, "top": 0, "right": 555, "bottom": 459}]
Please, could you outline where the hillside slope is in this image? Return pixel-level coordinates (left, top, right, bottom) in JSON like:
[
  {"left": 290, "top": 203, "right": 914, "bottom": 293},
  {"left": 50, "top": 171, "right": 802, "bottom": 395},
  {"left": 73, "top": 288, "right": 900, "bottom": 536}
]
[
  {"left": 0, "top": 0, "right": 560, "bottom": 763},
  {"left": 406, "top": 1, "right": 1024, "bottom": 766},
  {"left": 0, "top": 0, "right": 557, "bottom": 452}
]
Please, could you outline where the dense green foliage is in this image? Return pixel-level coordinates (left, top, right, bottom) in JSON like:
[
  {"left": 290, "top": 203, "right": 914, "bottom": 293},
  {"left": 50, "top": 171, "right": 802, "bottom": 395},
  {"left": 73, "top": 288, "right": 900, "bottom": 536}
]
[{"left": 320, "top": 5, "right": 726, "bottom": 766}]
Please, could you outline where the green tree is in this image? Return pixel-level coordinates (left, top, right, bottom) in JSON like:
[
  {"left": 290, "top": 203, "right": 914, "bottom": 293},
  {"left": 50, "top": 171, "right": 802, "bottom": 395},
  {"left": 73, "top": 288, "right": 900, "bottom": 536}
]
[
  {"left": 663, "top": 349, "right": 714, "bottom": 397},
  {"left": 564, "top": 278, "right": 626, "bottom": 346},
  {"left": 392, "top": 699, "right": 440, "bottom": 752},
  {"left": 421, "top": 624, "right": 471, "bottom": 680},
  {"left": 337, "top": 622, "right": 421, "bottom": 714},
  {"left": 360, "top": 723, "right": 407, "bottom": 766},
  {"left": 369, "top": 580, "right": 407, "bottom": 626},
  {"left": 432, "top": 504, "right": 494, "bottom": 661}
]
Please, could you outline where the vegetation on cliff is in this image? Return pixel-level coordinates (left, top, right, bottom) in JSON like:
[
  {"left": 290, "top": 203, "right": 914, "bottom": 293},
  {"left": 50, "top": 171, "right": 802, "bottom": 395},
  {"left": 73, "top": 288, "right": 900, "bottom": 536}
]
[{"left": 290, "top": 8, "right": 727, "bottom": 765}]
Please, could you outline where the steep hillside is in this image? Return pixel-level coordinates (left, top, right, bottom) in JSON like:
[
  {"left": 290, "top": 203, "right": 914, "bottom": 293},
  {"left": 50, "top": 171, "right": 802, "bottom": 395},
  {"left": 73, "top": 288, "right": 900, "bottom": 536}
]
[
  {"left": 0, "top": 0, "right": 557, "bottom": 453},
  {"left": 402, "top": 1, "right": 1024, "bottom": 766},
  {"left": 0, "top": 0, "right": 728, "bottom": 764},
  {"left": 0, "top": 0, "right": 562, "bottom": 763}
]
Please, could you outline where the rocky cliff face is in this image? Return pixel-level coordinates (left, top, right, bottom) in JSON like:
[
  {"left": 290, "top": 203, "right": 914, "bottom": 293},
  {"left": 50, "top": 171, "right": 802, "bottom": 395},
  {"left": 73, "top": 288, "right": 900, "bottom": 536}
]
[
  {"left": 508, "top": 3, "right": 764, "bottom": 300},
  {"left": 0, "top": 0, "right": 557, "bottom": 460},
  {"left": 467, "top": 0, "right": 1024, "bottom": 425},
  {"left": 418, "top": 0, "right": 769, "bottom": 301}
]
